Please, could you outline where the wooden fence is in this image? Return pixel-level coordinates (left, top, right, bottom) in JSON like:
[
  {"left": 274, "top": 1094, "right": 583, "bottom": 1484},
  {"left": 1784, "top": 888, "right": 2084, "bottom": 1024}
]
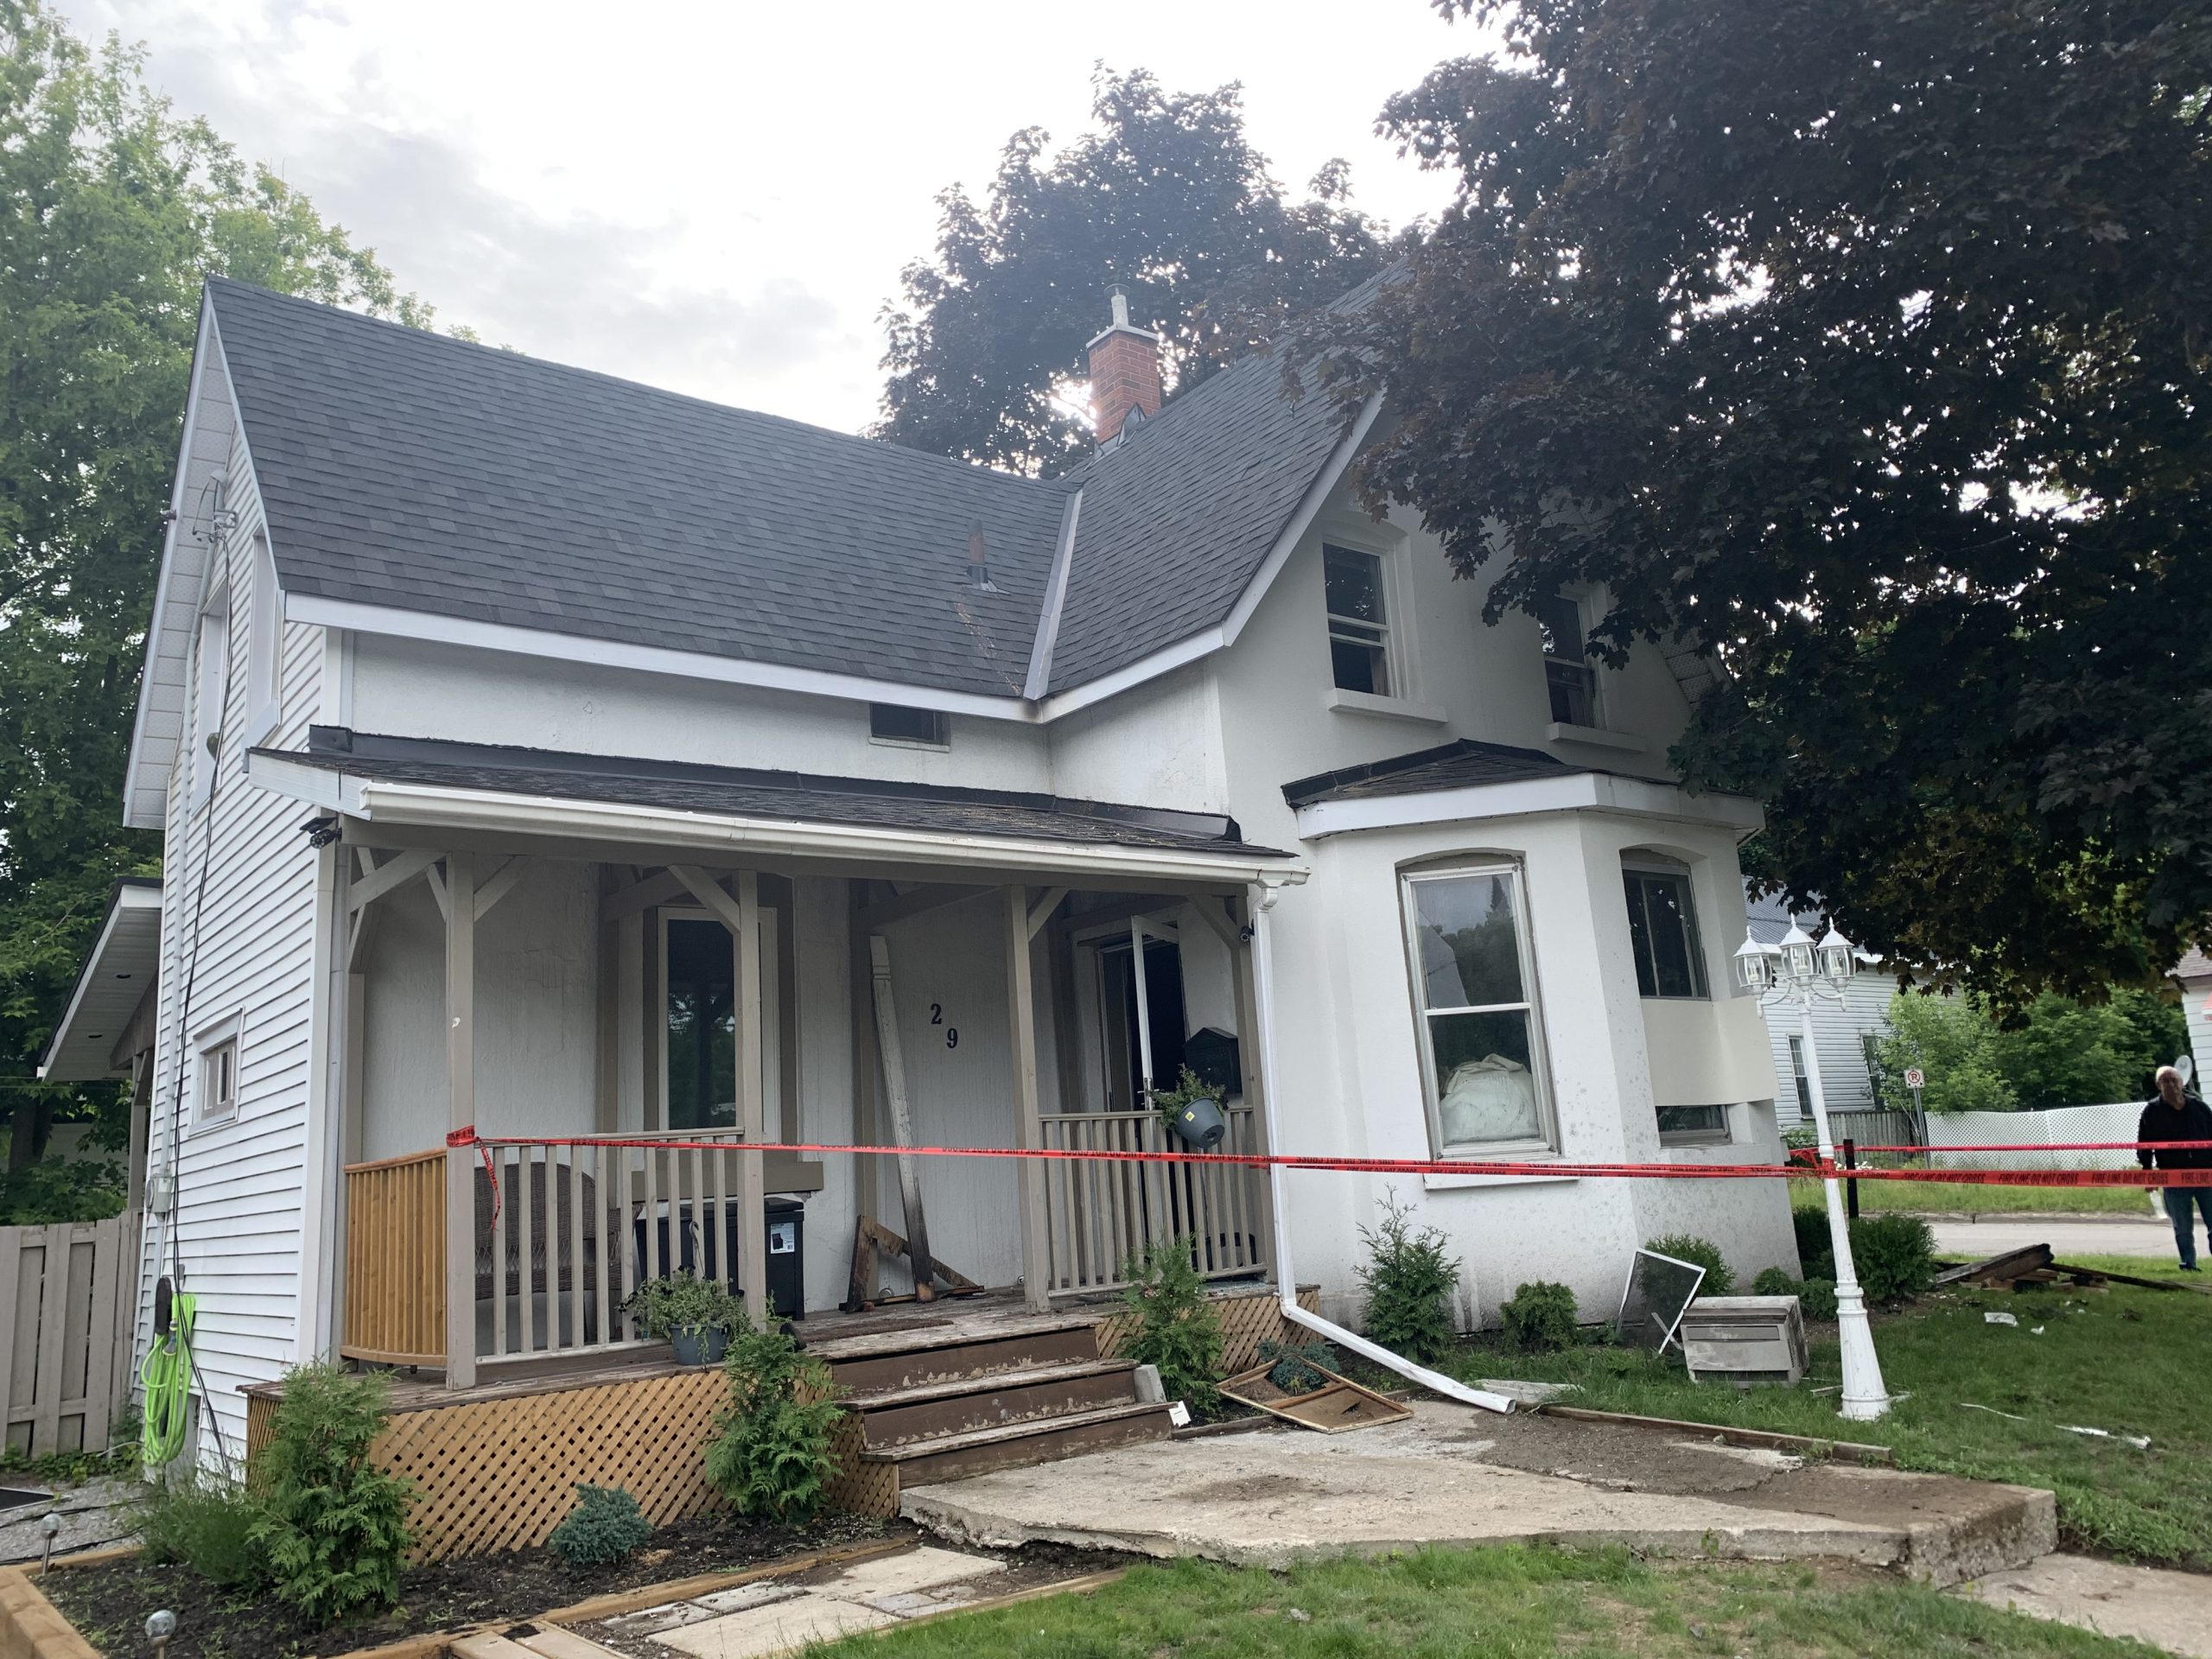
[
  {"left": 1039, "top": 1106, "right": 1268, "bottom": 1294},
  {"left": 0, "top": 1211, "right": 140, "bottom": 1458}
]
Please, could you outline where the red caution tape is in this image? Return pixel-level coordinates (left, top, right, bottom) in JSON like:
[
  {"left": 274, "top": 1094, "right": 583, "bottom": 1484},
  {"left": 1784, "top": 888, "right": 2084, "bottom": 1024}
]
[{"left": 446, "top": 1126, "right": 499, "bottom": 1227}]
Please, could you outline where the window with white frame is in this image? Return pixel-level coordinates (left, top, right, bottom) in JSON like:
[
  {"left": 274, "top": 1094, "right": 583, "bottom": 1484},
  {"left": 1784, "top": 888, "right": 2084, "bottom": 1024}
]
[
  {"left": 1786, "top": 1034, "right": 1813, "bottom": 1116},
  {"left": 1402, "top": 864, "right": 1554, "bottom": 1153},
  {"left": 868, "top": 702, "right": 948, "bottom": 747},
  {"left": 245, "top": 531, "right": 282, "bottom": 743},
  {"left": 199, "top": 1035, "right": 238, "bottom": 1125},
  {"left": 189, "top": 589, "right": 231, "bottom": 808},
  {"left": 1623, "top": 863, "right": 1710, "bottom": 999},
  {"left": 1656, "top": 1102, "right": 1729, "bottom": 1141},
  {"left": 1535, "top": 591, "right": 1599, "bottom": 726},
  {"left": 1323, "top": 544, "right": 1393, "bottom": 696}
]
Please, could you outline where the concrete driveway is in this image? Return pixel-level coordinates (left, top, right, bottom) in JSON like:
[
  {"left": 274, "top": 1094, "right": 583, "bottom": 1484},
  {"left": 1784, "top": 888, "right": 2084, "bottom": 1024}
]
[{"left": 1928, "top": 1215, "right": 2181, "bottom": 1262}]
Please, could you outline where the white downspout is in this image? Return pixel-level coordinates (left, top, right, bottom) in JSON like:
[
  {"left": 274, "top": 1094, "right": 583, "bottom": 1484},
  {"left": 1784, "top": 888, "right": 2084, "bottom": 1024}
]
[{"left": 1249, "top": 882, "right": 1516, "bottom": 1414}]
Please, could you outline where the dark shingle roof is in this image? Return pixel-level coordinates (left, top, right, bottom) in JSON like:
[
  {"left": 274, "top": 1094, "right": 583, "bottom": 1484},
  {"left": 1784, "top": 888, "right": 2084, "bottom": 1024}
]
[
  {"left": 208, "top": 280, "right": 1067, "bottom": 699},
  {"left": 1281, "top": 740, "right": 1590, "bottom": 807},
  {"left": 263, "top": 728, "right": 1291, "bottom": 858},
  {"left": 1047, "top": 346, "right": 1359, "bottom": 693}
]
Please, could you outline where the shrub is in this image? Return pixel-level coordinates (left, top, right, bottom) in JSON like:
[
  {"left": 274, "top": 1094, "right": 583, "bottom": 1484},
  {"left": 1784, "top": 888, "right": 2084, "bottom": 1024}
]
[
  {"left": 1749, "top": 1267, "right": 1838, "bottom": 1322},
  {"left": 548, "top": 1484, "right": 652, "bottom": 1566},
  {"left": 1256, "top": 1337, "right": 1334, "bottom": 1394},
  {"left": 1849, "top": 1213, "right": 1937, "bottom": 1305},
  {"left": 1357, "top": 1190, "right": 1461, "bottom": 1365},
  {"left": 134, "top": 1477, "right": 269, "bottom": 1587},
  {"left": 1792, "top": 1208, "right": 1836, "bottom": 1280},
  {"left": 1643, "top": 1234, "right": 1735, "bottom": 1298},
  {"left": 625, "top": 1270, "right": 742, "bottom": 1339},
  {"left": 704, "top": 1319, "right": 843, "bottom": 1524},
  {"left": 1500, "top": 1281, "right": 1580, "bottom": 1353},
  {"left": 1118, "top": 1235, "right": 1225, "bottom": 1416},
  {"left": 1751, "top": 1267, "right": 1795, "bottom": 1297},
  {"left": 250, "top": 1363, "right": 414, "bottom": 1624}
]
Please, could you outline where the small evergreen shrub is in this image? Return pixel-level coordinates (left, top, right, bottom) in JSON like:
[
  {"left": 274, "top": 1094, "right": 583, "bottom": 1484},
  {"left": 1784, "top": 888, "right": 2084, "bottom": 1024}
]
[
  {"left": 1500, "top": 1281, "right": 1580, "bottom": 1353},
  {"left": 1256, "top": 1336, "right": 1334, "bottom": 1393},
  {"left": 548, "top": 1484, "right": 652, "bottom": 1566},
  {"left": 1119, "top": 1235, "right": 1225, "bottom": 1416},
  {"left": 1849, "top": 1213, "right": 1937, "bottom": 1305},
  {"left": 133, "top": 1477, "right": 269, "bottom": 1588},
  {"left": 1791, "top": 1208, "right": 1837, "bottom": 1279},
  {"left": 1357, "top": 1190, "right": 1461, "bottom": 1365},
  {"left": 705, "top": 1319, "right": 844, "bottom": 1524},
  {"left": 250, "top": 1363, "right": 415, "bottom": 1624},
  {"left": 1749, "top": 1267, "right": 1839, "bottom": 1322},
  {"left": 1751, "top": 1266, "right": 1795, "bottom": 1297},
  {"left": 1642, "top": 1234, "right": 1735, "bottom": 1297}
]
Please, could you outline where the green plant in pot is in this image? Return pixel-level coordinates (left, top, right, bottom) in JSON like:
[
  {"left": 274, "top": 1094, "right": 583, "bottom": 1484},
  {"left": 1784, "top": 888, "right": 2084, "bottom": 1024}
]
[
  {"left": 1153, "top": 1065, "right": 1228, "bottom": 1152},
  {"left": 624, "top": 1270, "right": 741, "bottom": 1364}
]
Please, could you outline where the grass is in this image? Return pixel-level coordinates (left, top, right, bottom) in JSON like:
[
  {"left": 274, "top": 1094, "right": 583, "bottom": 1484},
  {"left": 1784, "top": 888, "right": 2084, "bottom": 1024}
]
[
  {"left": 812, "top": 1545, "right": 2149, "bottom": 1658},
  {"left": 1445, "top": 1277, "right": 2212, "bottom": 1568},
  {"left": 1842, "top": 1179, "right": 2159, "bottom": 1217}
]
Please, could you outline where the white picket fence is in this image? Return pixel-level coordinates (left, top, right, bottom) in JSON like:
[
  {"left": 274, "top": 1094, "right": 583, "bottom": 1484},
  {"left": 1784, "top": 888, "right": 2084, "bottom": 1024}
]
[
  {"left": 1923, "top": 1103, "right": 2145, "bottom": 1171},
  {"left": 0, "top": 1212, "right": 140, "bottom": 1458}
]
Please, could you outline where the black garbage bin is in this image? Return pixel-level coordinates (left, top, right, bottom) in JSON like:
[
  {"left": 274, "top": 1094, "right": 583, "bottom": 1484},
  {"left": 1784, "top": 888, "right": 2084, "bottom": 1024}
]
[
  {"left": 763, "top": 1198, "right": 804, "bottom": 1320},
  {"left": 637, "top": 1198, "right": 806, "bottom": 1320}
]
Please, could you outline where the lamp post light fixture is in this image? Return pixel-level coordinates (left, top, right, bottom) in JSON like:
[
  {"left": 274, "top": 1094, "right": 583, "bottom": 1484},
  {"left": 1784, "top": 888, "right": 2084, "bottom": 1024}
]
[{"left": 1735, "top": 919, "right": 1891, "bottom": 1421}]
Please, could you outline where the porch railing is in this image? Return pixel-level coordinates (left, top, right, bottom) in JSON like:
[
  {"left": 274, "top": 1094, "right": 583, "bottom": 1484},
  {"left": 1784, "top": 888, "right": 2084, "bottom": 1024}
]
[
  {"left": 1039, "top": 1105, "right": 1267, "bottom": 1294},
  {"left": 342, "top": 1128, "right": 753, "bottom": 1370}
]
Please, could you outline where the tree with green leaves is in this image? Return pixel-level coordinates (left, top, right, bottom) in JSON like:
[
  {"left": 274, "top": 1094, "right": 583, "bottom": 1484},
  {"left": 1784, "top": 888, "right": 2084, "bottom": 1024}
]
[
  {"left": 877, "top": 67, "right": 1396, "bottom": 477},
  {"left": 1875, "top": 986, "right": 2187, "bottom": 1112},
  {"left": 0, "top": 0, "right": 432, "bottom": 1198},
  {"left": 1313, "top": 0, "right": 2211, "bottom": 1004}
]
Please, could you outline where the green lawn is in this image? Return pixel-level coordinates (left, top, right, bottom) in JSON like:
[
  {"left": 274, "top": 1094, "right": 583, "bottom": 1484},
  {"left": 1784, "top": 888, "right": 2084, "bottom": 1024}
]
[
  {"left": 1841, "top": 1179, "right": 2159, "bottom": 1217},
  {"left": 1443, "top": 1281, "right": 2212, "bottom": 1567},
  {"left": 814, "top": 1546, "right": 2148, "bottom": 1658}
]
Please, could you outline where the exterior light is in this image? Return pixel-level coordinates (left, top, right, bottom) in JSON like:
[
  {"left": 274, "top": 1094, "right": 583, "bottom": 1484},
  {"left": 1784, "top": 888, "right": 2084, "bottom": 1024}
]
[
  {"left": 1733, "top": 930, "right": 1774, "bottom": 993},
  {"left": 1777, "top": 923, "right": 1816, "bottom": 986},
  {"left": 1816, "top": 927, "right": 1855, "bottom": 987}
]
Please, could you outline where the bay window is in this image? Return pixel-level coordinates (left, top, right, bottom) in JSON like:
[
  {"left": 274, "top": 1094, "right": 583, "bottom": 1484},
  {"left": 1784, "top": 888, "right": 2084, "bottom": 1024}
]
[{"left": 1402, "top": 864, "right": 1554, "bottom": 1154}]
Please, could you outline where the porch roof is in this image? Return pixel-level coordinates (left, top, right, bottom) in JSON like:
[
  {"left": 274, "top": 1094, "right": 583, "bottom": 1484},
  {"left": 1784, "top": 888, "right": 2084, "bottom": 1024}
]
[
  {"left": 1281, "top": 738, "right": 1588, "bottom": 806},
  {"left": 37, "top": 878, "right": 161, "bottom": 1082},
  {"left": 251, "top": 728, "right": 1300, "bottom": 882}
]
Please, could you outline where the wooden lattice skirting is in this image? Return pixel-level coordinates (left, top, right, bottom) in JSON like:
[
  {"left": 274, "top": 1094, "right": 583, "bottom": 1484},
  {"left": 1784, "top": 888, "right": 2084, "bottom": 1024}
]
[{"left": 246, "top": 1282, "right": 1319, "bottom": 1562}]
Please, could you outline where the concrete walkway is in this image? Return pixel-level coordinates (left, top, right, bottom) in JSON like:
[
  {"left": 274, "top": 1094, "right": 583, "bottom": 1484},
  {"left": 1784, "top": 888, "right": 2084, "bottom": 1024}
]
[
  {"left": 1929, "top": 1215, "right": 2179, "bottom": 1262},
  {"left": 901, "top": 1402, "right": 2053, "bottom": 1587},
  {"left": 1967, "top": 1553, "right": 2212, "bottom": 1656}
]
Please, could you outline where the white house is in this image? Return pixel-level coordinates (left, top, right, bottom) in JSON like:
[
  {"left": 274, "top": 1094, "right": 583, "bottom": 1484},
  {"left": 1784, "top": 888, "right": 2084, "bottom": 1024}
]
[
  {"left": 1744, "top": 890, "right": 1897, "bottom": 1129},
  {"left": 86, "top": 277, "right": 1794, "bottom": 1463}
]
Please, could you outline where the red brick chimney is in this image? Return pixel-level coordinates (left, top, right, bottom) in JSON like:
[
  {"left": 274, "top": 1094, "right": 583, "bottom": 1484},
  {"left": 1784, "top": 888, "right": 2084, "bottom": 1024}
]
[{"left": 1086, "top": 286, "right": 1162, "bottom": 447}]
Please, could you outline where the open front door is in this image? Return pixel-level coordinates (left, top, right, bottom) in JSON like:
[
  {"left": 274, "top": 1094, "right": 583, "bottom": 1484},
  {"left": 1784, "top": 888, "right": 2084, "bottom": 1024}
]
[{"left": 1094, "top": 918, "right": 1186, "bottom": 1110}]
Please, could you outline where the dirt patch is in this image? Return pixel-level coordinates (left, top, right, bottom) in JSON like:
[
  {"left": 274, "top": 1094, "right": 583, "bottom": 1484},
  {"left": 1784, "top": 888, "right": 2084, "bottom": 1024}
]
[
  {"left": 41, "top": 1512, "right": 894, "bottom": 1659},
  {"left": 1176, "top": 1474, "right": 1323, "bottom": 1503},
  {"left": 1443, "top": 1412, "right": 1792, "bottom": 1496},
  {"left": 1724, "top": 1463, "right": 2015, "bottom": 1527}
]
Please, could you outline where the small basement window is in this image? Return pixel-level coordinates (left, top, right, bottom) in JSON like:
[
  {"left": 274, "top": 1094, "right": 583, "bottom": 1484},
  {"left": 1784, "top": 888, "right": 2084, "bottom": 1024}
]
[
  {"left": 1656, "top": 1103, "right": 1729, "bottom": 1142},
  {"left": 868, "top": 704, "right": 948, "bottom": 747}
]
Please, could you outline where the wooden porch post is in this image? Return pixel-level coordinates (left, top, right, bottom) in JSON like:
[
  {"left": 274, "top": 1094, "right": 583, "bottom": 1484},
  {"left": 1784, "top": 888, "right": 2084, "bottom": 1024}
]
[
  {"left": 735, "top": 871, "right": 769, "bottom": 1326},
  {"left": 443, "top": 851, "right": 477, "bottom": 1389},
  {"left": 1228, "top": 893, "right": 1279, "bottom": 1286},
  {"left": 1006, "top": 887, "right": 1052, "bottom": 1311}
]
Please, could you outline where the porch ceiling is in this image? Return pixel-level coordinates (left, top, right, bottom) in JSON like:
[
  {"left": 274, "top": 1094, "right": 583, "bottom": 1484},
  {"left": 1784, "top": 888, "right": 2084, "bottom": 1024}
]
[{"left": 250, "top": 728, "right": 1305, "bottom": 887}]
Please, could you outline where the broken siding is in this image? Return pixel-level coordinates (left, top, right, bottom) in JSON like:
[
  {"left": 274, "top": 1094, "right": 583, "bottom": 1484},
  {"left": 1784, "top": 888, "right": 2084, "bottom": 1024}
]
[{"left": 136, "top": 402, "right": 325, "bottom": 1472}]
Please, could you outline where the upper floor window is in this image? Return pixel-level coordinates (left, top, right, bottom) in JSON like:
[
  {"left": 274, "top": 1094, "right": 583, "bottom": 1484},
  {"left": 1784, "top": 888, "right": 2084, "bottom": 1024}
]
[
  {"left": 1402, "top": 864, "right": 1554, "bottom": 1154},
  {"left": 198, "top": 1032, "right": 238, "bottom": 1125},
  {"left": 1536, "top": 592, "right": 1598, "bottom": 726},
  {"left": 1324, "top": 544, "right": 1393, "bottom": 696},
  {"left": 1623, "top": 864, "right": 1709, "bottom": 999},
  {"left": 868, "top": 703, "right": 948, "bottom": 747}
]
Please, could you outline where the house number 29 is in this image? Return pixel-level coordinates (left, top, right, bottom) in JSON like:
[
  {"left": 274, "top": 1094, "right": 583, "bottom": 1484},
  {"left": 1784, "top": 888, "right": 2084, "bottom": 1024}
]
[{"left": 930, "top": 1003, "right": 958, "bottom": 1049}]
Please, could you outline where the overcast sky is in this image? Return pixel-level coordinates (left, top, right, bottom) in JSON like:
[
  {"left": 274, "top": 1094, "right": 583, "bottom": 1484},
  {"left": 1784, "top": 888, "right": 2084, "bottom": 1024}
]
[{"left": 56, "top": 1, "right": 1498, "bottom": 435}]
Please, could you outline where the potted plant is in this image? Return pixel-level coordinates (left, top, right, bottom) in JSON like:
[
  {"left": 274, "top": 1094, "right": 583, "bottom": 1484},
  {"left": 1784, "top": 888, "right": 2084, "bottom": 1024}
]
[
  {"left": 1153, "top": 1065, "right": 1228, "bottom": 1152},
  {"left": 623, "top": 1270, "right": 743, "bottom": 1365}
]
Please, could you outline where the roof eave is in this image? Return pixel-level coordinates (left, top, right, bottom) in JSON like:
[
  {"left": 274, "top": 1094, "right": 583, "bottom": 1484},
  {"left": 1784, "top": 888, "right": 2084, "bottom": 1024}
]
[{"left": 1293, "top": 772, "right": 1765, "bottom": 842}]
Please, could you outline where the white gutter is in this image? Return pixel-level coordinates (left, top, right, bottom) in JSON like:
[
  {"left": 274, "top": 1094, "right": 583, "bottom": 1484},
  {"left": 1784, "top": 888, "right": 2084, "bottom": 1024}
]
[
  {"left": 247, "top": 754, "right": 1308, "bottom": 888},
  {"left": 1249, "top": 881, "right": 1515, "bottom": 1415}
]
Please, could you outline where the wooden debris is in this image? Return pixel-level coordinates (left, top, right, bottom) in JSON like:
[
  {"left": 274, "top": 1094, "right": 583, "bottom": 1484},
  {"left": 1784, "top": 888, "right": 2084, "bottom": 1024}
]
[
  {"left": 841, "top": 1216, "right": 983, "bottom": 1312},
  {"left": 1218, "top": 1362, "right": 1412, "bottom": 1433}
]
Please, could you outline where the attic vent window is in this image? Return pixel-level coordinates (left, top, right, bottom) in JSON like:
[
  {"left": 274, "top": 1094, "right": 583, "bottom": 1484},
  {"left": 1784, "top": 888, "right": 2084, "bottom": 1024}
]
[{"left": 869, "top": 704, "right": 949, "bottom": 748}]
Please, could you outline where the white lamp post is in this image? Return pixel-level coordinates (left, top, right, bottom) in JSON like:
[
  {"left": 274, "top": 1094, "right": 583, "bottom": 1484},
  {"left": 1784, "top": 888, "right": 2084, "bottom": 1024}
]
[{"left": 1735, "top": 921, "right": 1891, "bottom": 1421}]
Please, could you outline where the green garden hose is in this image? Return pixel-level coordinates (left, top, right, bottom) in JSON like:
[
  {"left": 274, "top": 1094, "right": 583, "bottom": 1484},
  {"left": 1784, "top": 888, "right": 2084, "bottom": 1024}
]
[{"left": 140, "top": 1285, "right": 196, "bottom": 1468}]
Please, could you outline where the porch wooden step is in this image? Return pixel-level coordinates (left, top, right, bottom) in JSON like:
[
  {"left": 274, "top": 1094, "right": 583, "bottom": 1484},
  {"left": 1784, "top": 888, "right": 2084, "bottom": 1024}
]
[
  {"left": 854, "top": 1360, "right": 1142, "bottom": 1447},
  {"left": 858, "top": 1401, "right": 1173, "bottom": 1485},
  {"left": 823, "top": 1323, "right": 1101, "bottom": 1395}
]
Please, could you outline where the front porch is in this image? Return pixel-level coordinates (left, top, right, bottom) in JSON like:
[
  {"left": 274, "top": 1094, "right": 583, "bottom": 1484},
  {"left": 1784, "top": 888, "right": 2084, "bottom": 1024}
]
[{"left": 289, "top": 731, "right": 1298, "bottom": 1389}]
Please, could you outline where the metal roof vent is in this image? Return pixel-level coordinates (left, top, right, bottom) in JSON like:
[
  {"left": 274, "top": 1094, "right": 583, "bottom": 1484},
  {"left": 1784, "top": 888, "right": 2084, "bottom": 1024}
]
[{"left": 966, "top": 521, "right": 998, "bottom": 592}]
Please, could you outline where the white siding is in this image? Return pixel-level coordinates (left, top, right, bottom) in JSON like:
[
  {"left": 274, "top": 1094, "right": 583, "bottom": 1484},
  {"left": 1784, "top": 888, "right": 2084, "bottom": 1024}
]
[
  {"left": 1764, "top": 970, "right": 1895, "bottom": 1128},
  {"left": 137, "top": 350, "right": 326, "bottom": 1471},
  {"left": 2179, "top": 971, "right": 2212, "bottom": 1090}
]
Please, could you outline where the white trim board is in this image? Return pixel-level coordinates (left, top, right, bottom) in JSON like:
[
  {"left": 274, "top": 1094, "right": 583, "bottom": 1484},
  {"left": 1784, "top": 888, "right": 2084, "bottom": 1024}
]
[{"left": 1294, "top": 771, "right": 1765, "bottom": 841}]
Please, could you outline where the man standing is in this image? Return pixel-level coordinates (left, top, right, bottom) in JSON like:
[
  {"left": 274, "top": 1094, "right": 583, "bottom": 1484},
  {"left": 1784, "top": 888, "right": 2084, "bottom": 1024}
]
[{"left": 2138, "top": 1065, "right": 2212, "bottom": 1271}]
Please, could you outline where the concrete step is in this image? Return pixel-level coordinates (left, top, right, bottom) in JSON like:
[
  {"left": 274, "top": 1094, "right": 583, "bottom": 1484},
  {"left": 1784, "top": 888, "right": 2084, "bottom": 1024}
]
[
  {"left": 825, "top": 1324, "right": 1101, "bottom": 1395},
  {"left": 861, "top": 1401, "right": 1174, "bottom": 1485},
  {"left": 855, "top": 1360, "right": 1142, "bottom": 1447}
]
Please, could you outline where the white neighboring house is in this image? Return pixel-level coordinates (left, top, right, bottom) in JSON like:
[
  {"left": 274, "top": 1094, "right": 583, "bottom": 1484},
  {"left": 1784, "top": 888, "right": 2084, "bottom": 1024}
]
[
  {"left": 2175, "top": 950, "right": 2212, "bottom": 1084},
  {"left": 62, "top": 278, "right": 1795, "bottom": 1463},
  {"left": 1744, "top": 889, "right": 1897, "bottom": 1129}
]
